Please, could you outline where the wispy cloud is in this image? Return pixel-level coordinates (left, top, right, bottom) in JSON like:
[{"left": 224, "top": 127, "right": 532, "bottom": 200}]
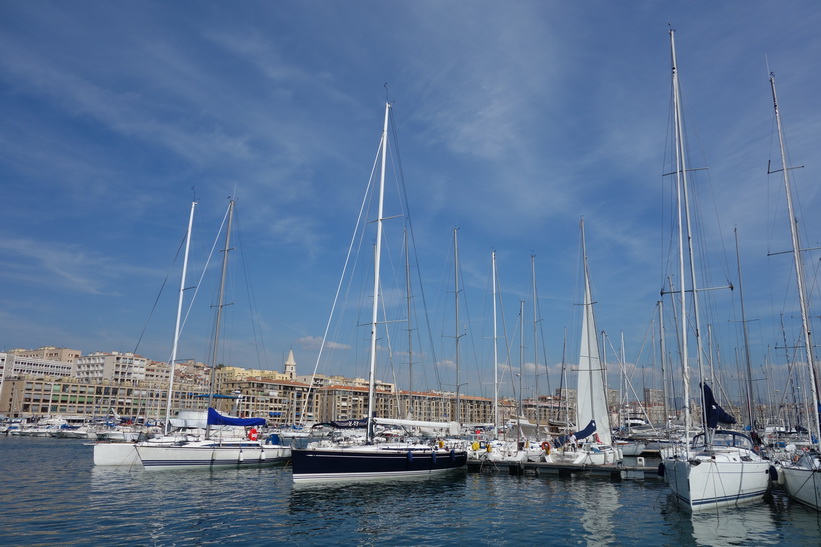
[{"left": 0, "top": 236, "right": 155, "bottom": 295}]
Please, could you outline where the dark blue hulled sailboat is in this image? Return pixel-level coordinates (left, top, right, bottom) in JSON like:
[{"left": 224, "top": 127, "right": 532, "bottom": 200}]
[{"left": 290, "top": 102, "right": 466, "bottom": 483}]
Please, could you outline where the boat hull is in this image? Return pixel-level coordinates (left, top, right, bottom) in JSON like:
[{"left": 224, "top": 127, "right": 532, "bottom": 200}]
[
  {"left": 781, "top": 465, "right": 821, "bottom": 511},
  {"left": 664, "top": 452, "right": 771, "bottom": 511},
  {"left": 93, "top": 442, "right": 141, "bottom": 467},
  {"left": 291, "top": 446, "right": 467, "bottom": 482},
  {"left": 137, "top": 442, "right": 291, "bottom": 471}
]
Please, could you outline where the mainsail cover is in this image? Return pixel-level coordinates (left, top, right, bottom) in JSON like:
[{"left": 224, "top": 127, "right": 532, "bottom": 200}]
[
  {"left": 314, "top": 418, "right": 368, "bottom": 429},
  {"left": 207, "top": 407, "right": 266, "bottom": 427},
  {"left": 701, "top": 383, "right": 737, "bottom": 429}
]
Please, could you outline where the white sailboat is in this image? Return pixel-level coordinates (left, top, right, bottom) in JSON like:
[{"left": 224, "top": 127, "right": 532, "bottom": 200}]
[
  {"left": 94, "top": 199, "right": 199, "bottom": 467},
  {"left": 546, "top": 219, "right": 618, "bottom": 465},
  {"left": 768, "top": 72, "right": 821, "bottom": 511},
  {"left": 661, "top": 29, "right": 771, "bottom": 511},
  {"left": 468, "top": 285, "right": 547, "bottom": 466},
  {"left": 135, "top": 199, "right": 290, "bottom": 470},
  {"left": 290, "top": 101, "right": 467, "bottom": 483}
]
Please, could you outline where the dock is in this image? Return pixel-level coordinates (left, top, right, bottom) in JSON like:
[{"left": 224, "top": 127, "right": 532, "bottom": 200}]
[{"left": 467, "top": 458, "right": 663, "bottom": 480}]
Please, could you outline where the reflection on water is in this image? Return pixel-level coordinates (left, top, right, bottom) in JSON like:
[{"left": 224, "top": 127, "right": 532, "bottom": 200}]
[
  {"left": 660, "top": 489, "right": 821, "bottom": 546},
  {"left": 1, "top": 437, "right": 820, "bottom": 545},
  {"left": 578, "top": 478, "right": 620, "bottom": 544},
  {"left": 289, "top": 473, "right": 469, "bottom": 544},
  {"left": 660, "top": 494, "right": 782, "bottom": 546}
]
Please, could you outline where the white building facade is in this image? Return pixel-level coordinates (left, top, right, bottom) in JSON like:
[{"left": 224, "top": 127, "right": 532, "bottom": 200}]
[{"left": 73, "top": 352, "right": 147, "bottom": 383}]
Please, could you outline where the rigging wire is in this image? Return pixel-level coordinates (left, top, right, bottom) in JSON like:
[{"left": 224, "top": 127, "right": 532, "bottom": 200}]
[{"left": 132, "top": 230, "right": 187, "bottom": 355}]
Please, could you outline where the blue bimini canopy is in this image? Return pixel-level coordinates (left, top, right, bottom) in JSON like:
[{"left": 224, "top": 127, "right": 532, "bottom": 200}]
[
  {"left": 207, "top": 407, "right": 266, "bottom": 427},
  {"left": 554, "top": 420, "right": 598, "bottom": 448}
]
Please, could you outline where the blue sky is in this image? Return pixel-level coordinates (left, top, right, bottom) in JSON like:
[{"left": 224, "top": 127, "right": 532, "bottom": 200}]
[{"left": 2, "top": 2, "right": 820, "bottom": 404}]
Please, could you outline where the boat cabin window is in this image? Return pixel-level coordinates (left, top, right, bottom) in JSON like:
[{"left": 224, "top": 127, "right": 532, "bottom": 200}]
[{"left": 692, "top": 430, "right": 753, "bottom": 450}]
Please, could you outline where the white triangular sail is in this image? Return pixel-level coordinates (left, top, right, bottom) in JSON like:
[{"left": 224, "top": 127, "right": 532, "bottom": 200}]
[{"left": 576, "top": 221, "right": 612, "bottom": 446}]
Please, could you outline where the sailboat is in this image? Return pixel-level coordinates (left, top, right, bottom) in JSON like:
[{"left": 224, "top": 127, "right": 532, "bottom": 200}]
[
  {"left": 290, "top": 102, "right": 467, "bottom": 483},
  {"left": 468, "top": 275, "right": 546, "bottom": 466},
  {"left": 660, "top": 29, "right": 771, "bottom": 511},
  {"left": 135, "top": 199, "right": 290, "bottom": 470},
  {"left": 94, "top": 199, "right": 200, "bottom": 467},
  {"left": 546, "top": 219, "right": 618, "bottom": 465},
  {"left": 768, "top": 72, "right": 821, "bottom": 511}
]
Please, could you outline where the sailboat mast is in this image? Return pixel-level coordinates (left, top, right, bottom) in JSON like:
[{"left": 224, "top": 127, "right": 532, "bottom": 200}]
[
  {"left": 405, "top": 228, "right": 413, "bottom": 418},
  {"left": 532, "top": 254, "right": 541, "bottom": 439},
  {"left": 658, "top": 300, "right": 671, "bottom": 437},
  {"left": 670, "top": 32, "right": 690, "bottom": 439},
  {"left": 366, "top": 101, "right": 391, "bottom": 444},
  {"left": 769, "top": 73, "right": 821, "bottom": 449},
  {"left": 518, "top": 299, "right": 524, "bottom": 444},
  {"left": 671, "top": 29, "right": 709, "bottom": 437},
  {"left": 453, "top": 227, "right": 462, "bottom": 426},
  {"left": 620, "top": 331, "right": 625, "bottom": 430},
  {"left": 165, "top": 200, "right": 196, "bottom": 435},
  {"left": 734, "top": 227, "right": 757, "bottom": 431},
  {"left": 562, "top": 328, "right": 568, "bottom": 430},
  {"left": 492, "top": 250, "right": 499, "bottom": 435},
  {"left": 206, "top": 199, "right": 234, "bottom": 439}
]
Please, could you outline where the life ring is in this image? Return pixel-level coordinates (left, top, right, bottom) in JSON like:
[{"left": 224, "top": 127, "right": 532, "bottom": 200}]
[
  {"left": 248, "top": 428, "right": 259, "bottom": 441},
  {"left": 541, "top": 441, "right": 551, "bottom": 455}
]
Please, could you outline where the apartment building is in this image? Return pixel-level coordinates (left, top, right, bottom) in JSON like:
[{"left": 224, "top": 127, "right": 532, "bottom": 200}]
[
  {"left": 74, "top": 351, "right": 147, "bottom": 383},
  {"left": 0, "top": 352, "right": 74, "bottom": 383},
  {"left": 8, "top": 346, "right": 81, "bottom": 363}
]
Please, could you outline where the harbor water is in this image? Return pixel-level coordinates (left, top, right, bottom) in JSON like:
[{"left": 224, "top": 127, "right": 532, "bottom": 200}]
[{"left": 1, "top": 437, "right": 819, "bottom": 545}]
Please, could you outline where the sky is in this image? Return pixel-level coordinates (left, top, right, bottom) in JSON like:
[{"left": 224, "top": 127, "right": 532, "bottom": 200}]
[{"left": 2, "top": 2, "right": 821, "bottom": 405}]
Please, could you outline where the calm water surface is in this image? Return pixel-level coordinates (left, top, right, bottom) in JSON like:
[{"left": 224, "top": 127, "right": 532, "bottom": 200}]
[{"left": 0, "top": 437, "right": 819, "bottom": 545}]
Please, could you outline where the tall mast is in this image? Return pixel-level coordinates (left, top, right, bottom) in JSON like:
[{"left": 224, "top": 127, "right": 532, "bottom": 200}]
[
  {"left": 561, "top": 328, "right": 568, "bottom": 430},
  {"left": 206, "top": 198, "right": 234, "bottom": 439},
  {"left": 769, "top": 73, "right": 821, "bottom": 450},
  {"left": 405, "top": 228, "right": 413, "bottom": 418},
  {"left": 366, "top": 101, "right": 391, "bottom": 444},
  {"left": 453, "top": 227, "right": 463, "bottom": 425},
  {"left": 658, "top": 300, "right": 671, "bottom": 437},
  {"left": 492, "top": 250, "right": 499, "bottom": 435},
  {"left": 670, "top": 30, "right": 690, "bottom": 438},
  {"left": 518, "top": 299, "right": 525, "bottom": 444},
  {"left": 532, "top": 254, "right": 541, "bottom": 439},
  {"left": 620, "top": 331, "right": 626, "bottom": 429},
  {"left": 670, "top": 29, "right": 709, "bottom": 439},
  {"left": 165, "top": 200, "right": 196, "bottom": 435},
  {"left": 734, "top": 227, "right": 757, "bottom": 431}
]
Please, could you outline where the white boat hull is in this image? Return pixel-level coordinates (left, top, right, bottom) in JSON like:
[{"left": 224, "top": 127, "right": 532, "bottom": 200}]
[
  {"left": 664, "top": 450, "right": 771, "bottom": 511},
  {"left": 137, "top": 441, "right": 291, "bottom": 471},
  {"left": 93, "top": 442, "right": 141, "bottom": 467},
  {"left": 617, "top": 441, "right": 646, "bottom": 457},
  {"left": 780, "top": 459, "right": 821, "bottom": 511}
]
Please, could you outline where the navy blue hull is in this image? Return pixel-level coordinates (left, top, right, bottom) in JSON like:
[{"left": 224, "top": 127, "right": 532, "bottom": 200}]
[{"left": 292, "top": 447, "right": 467, "bottom": 482}]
